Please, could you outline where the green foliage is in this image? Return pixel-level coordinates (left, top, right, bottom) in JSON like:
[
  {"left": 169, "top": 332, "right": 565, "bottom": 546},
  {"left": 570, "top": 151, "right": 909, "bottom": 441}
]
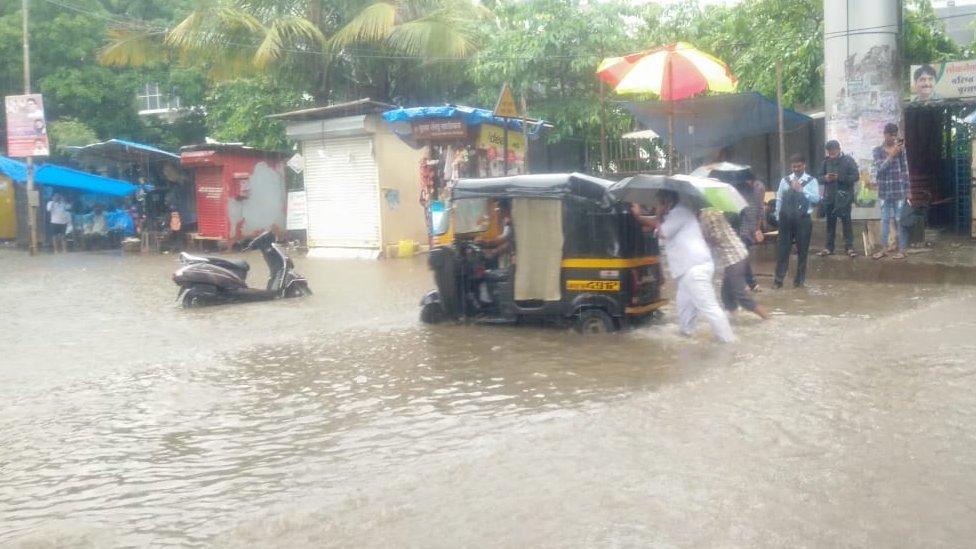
[
  {"left": 48, "top": 118, "right": 99, "bottom": 153},
  {"left": 636, "top": 0, "right": 824, "bottom": 109},
  {"left": 469, "top": 0, "right": 638, "bottom": 142},
  {"left": 904, "top": 0, "right": 960, "bottom": 65},
  {"left": 203, "top": 78, "right": 312, "bottom": 149}
]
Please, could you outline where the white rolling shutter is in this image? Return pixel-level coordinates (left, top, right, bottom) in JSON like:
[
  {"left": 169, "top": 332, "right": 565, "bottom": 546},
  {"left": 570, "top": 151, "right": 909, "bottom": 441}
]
[{"left": 303, "top": 136, "right": 381, "bottom": 251}]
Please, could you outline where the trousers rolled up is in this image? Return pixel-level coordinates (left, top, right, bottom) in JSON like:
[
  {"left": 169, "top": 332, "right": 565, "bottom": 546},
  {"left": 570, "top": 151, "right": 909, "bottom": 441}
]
[
  {"left": 676, "top": 262, "right": 735, "bottom": 343},
  {"left": 739, "top": 235, "right": 757, "bottom": 288},
  {"left": 775, "top": 215, "right": 812, "bottom": 286},
  {"left": 721, "top": 259, "right": 758, "bottom": 313}
]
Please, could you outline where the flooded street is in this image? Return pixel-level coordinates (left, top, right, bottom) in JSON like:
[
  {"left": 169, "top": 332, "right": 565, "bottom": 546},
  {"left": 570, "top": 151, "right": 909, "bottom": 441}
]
[{"left": 2, "top": 248, "right": 976, "bottom": 547}]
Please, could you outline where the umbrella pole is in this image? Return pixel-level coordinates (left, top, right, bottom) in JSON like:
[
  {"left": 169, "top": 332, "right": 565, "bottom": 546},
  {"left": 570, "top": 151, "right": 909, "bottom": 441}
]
[
  {"left": 668, "top": 108, "right": 674, "bottom": 176},
  {"left": 666, "top": 55, "right": 674, "bottom": 176}
]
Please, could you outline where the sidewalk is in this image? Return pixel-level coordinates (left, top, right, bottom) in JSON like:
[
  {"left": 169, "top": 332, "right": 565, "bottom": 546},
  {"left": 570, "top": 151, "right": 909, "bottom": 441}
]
[{"left": 752, "top": 219, "right": 976, "bottom": 286}]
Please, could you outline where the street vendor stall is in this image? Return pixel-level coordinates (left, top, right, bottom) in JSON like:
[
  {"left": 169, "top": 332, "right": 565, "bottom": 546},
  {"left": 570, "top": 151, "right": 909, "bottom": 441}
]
[
  {"left": 381, "top": 105, "right": 548, "bottom": 240},
  {"left": 0, "top": 154, "right": 138, "bottom": 250},
  {"left": 68, "top": 139, "right": 193, "bottom": 250}
]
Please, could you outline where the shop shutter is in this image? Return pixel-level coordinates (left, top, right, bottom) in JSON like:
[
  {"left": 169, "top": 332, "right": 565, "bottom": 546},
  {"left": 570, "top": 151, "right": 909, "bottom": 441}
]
[
  {"left": 303, "top": 136, "right": 381, "bottom": 249},
  {"left": 195, "top": 167, "right": 226, "bottom": 238}
]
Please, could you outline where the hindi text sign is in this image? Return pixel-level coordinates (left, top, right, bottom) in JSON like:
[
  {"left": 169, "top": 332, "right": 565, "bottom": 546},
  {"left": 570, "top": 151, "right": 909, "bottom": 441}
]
[{"left": 411, "top": 120, "right": 468, "bottom": 141}]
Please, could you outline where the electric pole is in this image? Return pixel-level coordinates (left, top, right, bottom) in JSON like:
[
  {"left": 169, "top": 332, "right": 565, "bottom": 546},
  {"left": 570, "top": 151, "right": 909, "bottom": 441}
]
[{"left": 22, "top": 0, "right": 38, "bottom": 255}]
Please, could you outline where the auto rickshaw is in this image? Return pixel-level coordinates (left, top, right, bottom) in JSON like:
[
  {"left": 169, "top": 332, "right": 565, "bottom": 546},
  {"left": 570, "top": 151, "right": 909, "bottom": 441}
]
[{"left": 420, "top": 173, "right": 666, "bottom": 333}]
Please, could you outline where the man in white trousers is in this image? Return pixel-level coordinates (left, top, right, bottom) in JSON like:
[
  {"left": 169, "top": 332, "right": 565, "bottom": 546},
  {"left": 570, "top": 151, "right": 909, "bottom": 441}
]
[{"left": 643, "top": 190, "right": 735, "bottom": 343}]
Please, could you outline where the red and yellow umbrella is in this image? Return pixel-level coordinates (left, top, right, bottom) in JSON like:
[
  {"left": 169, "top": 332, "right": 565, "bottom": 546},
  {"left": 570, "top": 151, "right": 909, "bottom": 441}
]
[{"left": 597, "top": 42, "right": 738, "bottom": 99}]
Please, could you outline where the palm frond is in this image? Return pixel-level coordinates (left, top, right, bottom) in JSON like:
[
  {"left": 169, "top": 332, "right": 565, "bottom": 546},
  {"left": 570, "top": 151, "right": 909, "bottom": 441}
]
[
  {"left": 331, "top": 1, "right": 398, "bottom": 47},
  {"left": 254, "top": 15, "right": 328, "bottom": 67},
  {"left": 99, "top": 28, "right": 168, "bottom": 67},
  {"left": 387, "top": 15, "right": 475, "bottom": 58}
]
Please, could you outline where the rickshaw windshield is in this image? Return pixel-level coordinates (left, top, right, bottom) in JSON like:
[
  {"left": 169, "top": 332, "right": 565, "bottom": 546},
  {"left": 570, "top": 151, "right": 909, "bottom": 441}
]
[
  {"left": 430, "top": 201, "right": 449, "bottom": 236},
  {"left": 454, "top": 198, "right": 490, "bottom": 234}
]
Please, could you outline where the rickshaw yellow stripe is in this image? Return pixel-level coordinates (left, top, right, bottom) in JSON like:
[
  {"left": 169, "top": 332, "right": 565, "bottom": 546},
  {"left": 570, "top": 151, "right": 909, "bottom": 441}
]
[
  {"left": 561, "top": 257, "right": 658, "bottom": 269},
  {"left": 625, "top": 300, "right": 668, "bottom": 315}
]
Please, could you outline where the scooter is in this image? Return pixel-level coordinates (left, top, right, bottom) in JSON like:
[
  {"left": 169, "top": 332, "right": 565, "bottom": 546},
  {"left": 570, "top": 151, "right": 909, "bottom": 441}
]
[{"left": 172, "top": 231, "right": 311, "bottom": 308}]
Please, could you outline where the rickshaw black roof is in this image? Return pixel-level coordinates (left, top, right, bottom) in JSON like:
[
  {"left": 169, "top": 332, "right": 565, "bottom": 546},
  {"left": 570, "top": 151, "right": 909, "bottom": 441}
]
[{"left": 452, "top": 173, "right": 615, "bottom": 202}]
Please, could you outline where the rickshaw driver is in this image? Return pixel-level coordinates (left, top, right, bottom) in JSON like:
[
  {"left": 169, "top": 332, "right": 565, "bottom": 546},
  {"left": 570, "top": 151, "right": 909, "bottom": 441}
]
[
  {"left": 473, "top": 200, "right": 514, "bottom": 304},
  {"left": 479, "top": 200, "right": 514, "bottom": 265}
]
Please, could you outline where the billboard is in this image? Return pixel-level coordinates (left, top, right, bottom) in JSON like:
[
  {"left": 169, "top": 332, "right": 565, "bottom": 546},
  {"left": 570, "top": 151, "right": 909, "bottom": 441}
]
[
  {"left": 4, "top": 94, "right": 50, "bottom": 157},
  {"left": 910, "top": 61, "right": 976, "bottom": 102}
]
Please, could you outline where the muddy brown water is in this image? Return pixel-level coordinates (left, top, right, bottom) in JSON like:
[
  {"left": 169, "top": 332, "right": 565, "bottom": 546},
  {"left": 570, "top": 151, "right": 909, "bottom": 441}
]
[{"left": 2, "top": 248, "right": 975, "bottom": 547}]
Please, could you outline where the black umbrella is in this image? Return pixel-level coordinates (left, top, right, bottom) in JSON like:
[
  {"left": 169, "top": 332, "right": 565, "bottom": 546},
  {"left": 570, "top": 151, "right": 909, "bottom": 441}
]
[
  {"left": 608, "top": 174, "right": 710, "bottom": 211},
  {"left": 691, "top": 161, "right": 754, "bottom": 186}
]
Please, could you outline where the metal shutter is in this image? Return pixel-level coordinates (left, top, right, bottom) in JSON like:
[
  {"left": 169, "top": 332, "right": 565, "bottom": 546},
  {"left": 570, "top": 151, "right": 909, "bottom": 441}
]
[
  {"left": 303, "top": 136, "right": 381, "bottom": 249},
  {"left": 195, "top": 167, "right": 226, "bottom": 238}
]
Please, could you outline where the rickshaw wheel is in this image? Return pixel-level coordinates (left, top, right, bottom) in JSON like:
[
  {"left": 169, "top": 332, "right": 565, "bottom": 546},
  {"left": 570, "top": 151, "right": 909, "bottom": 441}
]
[
  {"left": 420, "top": 302, "right": 445, "bottom": 324},
  {"left": 574, "top": 309, "right": 615, "bottom": 334}
]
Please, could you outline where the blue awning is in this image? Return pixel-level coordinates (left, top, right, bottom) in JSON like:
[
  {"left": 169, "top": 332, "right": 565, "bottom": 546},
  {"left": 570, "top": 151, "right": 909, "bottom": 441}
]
[
  {"left": 68, "top": 138, "right": 180, "bottom": 163},
  {"left": 0, "top": 155, "right": 137, "bottom": 197},
  {"left": 382, "top": 105, "right": 548, "bottom": 148},
  {"left": 0, "top": 155, "right": 28, "bottom": 182},
  {"left": 620, "top": 92, "right": 814, "bottom": 159}
]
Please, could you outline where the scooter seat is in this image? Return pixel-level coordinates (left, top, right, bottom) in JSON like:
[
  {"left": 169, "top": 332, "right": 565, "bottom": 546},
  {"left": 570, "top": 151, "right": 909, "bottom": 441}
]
[{"left": 204, "top": 257, "right": 250, "bottom": 273}]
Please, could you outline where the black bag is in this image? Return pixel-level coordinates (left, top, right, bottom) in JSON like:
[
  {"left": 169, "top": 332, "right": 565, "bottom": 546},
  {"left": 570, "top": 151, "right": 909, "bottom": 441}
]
[
  {"left": 779, "top": 177, "right": 811, "bottom": 226},
  {"left": 899, "top": 202, "right": 918, "bottom": 228}
]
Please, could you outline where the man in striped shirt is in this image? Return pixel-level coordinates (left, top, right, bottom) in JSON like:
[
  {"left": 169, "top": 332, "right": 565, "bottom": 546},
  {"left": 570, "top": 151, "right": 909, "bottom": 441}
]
[{"left": 871, "top": 122, "right": 910, "bottom": 260}]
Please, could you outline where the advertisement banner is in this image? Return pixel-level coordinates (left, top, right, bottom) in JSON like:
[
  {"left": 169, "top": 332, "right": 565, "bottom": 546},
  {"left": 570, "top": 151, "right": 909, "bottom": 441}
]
[
  {"left": 4, "top": 94, "right": 49, "bottom": 157},
  {"left": 910, "top": 61, "right": 976, "bottom": 102},
  {"left": 286, "top": 190, "right": 307, "bottom": 231},
  {"left": 477, "top": 124, "right": 525, "bottom": 177}
]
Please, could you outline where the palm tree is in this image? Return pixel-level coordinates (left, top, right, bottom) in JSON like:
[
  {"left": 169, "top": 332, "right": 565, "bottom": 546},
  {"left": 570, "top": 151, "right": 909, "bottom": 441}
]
[{"left": 100, "top": 0, "right": 488, "bottom": 103}]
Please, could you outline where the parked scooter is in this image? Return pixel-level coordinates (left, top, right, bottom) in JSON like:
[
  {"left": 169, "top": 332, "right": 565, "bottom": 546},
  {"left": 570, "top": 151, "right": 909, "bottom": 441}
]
[{"left": 173, "top": 231, "right": 311, "bottom": 308}]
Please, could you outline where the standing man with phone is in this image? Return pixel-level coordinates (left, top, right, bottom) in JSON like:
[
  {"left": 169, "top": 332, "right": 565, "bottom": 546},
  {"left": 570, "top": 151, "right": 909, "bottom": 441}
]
[
  {"left": 818, "top": 140, "right": 860, "bottom": 257},
  {"left": 871, "top": 123, "right": 910, "bottom": 260},
  {"left": 773, "top": 154, "right": 820, "bottom": 289}
]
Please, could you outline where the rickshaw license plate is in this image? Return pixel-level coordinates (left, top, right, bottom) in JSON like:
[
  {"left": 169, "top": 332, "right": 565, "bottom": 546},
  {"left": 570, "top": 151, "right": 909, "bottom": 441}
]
[{"left": 566, "top": 279, "right": 620, "bottom": 292}]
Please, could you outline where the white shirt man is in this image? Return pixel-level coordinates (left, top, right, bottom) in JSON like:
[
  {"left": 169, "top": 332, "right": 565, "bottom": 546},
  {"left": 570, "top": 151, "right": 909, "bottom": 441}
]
[{"left": 658, "top": 199, "right": 735, "bottom": 343}]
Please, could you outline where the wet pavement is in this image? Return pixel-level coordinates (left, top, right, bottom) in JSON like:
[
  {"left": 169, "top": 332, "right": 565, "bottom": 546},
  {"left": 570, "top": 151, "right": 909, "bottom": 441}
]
[{"left": 2, "top": 248, "right": 976, "bottom": 547}]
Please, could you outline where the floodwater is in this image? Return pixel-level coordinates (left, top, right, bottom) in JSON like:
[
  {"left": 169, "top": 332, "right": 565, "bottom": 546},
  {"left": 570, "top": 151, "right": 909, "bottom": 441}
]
[{"left": 2, "top": 248, "right": 976, "bottom": 547}]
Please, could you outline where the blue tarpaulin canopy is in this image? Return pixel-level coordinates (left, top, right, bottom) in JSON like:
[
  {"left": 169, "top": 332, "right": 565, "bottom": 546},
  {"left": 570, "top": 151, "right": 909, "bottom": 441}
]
[
  {"left": 620, "top": 92, "right": 813, "bottom": 159},
  {"left": 0, "top": 155, "right": 137, "bottom": 197},
  {"left": 382, "top": 105, "right": 548, "bottom": 148},
  {"left": 68, "top": 138, "right": 180, "bottom": 162}
]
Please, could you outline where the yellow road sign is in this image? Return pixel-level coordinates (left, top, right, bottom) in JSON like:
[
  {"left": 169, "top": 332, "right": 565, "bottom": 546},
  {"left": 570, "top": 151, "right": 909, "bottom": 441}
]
[{"left": 493, "top": 83, "right": 519, "bottom": 118}]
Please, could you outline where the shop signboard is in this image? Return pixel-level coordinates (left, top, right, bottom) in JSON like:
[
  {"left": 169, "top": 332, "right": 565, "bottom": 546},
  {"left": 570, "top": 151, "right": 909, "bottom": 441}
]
[
  {"left": 411, "top": 120, "right": 467, "bottom": 141},
  {"left": 910, "top": 61, "right": 976, "bottom": 102},
  {"left": 478, "top": 124, "right": 525, "bottom": 176},
  {"left": 4, "top": 93, "right": 49, "bottom": 158},
  {"left": 287, "top": 190, "right": 308, "bottom": 231}
]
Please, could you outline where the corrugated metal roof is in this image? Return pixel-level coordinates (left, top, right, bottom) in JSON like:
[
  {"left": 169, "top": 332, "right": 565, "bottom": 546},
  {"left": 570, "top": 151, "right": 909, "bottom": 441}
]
[{"left": 269, "top": 99, "right": 397, "bottom": 121}]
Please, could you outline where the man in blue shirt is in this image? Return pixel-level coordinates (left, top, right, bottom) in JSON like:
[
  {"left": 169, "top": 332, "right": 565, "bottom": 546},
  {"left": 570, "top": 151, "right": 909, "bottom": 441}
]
[{"left": 773, "top": 153, "right": 820, "bottom": 288}]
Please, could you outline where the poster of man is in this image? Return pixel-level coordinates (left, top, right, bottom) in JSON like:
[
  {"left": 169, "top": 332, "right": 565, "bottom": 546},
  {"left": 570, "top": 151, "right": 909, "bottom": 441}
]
[
  {"left": 4, "top": 93, "right": 50, "bottom": 157},
  {"left": 910, "top": 61, "right": 976, "bottom": 102}
]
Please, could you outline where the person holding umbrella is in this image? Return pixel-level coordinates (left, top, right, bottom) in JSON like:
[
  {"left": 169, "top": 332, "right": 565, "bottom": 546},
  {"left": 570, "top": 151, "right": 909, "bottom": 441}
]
[{"left": 633, "top": 189, "right": 734, "bottom": 343}]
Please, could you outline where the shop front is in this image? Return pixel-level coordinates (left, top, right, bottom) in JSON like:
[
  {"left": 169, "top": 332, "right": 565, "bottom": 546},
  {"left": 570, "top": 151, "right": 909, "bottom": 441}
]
[
  {"left": 381, "top": 105, "right": 547, "bottom": 241},
  {"left": 903, "top": 61, "right": 976, "bottom": 238}
]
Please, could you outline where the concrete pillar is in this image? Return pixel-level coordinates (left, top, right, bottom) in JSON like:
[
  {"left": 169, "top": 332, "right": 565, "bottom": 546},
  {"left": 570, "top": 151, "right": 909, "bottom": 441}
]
[{"left": 824, "top": 0, "right": 901, "bottom": 219}]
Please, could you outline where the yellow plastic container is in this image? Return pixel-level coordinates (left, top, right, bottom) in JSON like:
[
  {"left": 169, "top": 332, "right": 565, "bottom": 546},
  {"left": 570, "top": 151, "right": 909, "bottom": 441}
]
[{"left": 396, "top": 239, "right": 417, "bottom": 258}]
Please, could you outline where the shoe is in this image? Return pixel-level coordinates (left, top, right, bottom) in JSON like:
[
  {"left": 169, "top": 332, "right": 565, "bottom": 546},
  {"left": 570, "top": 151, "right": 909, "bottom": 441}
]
[
  {"left": 793, "top": 281, "right": 805, "bottom": 288},
  {"left": 847, "top": 249, "right": 857, "bottom": 258},
  {"left": 748, "top": 282, "right": 762, "bottom": 293},
  {"left": 817, "top": 249, "right": 833, "bottom": 256},
  {"left": 772, "top": 281, "right": 783, "bottom": 289}
]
